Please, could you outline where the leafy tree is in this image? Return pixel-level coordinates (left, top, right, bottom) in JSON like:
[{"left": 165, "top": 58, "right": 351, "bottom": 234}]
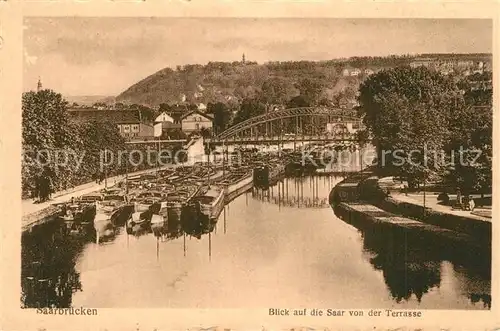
[
  {"left": 233, "top": 98, "right": 266, "bottom": 125},
  {"left": 115, "top": 102, "right": 126, "bottom": 110},
  {"left": 200, "top": 127, "right": 212, "bottom": 139},
  {"left": 287, "top": 95, "right": 310, "bottom": 108},
  {"left": 258, "top": 77, "right": 297, "bottom": 106},
  {"left": 458, "top": 72, "right": 492, "bottom": 107},
  {"left": 92, "top": 102, "right": 107, "bottom": 108},
  {"left": 444, "top": 92, "right": 492, "bottom": 195},
  {"left": 207, "top": 102, "right": 231, "bottom": 135},
  {"left": 167, "top": 128, "right": 188, "bottom": 140},
  {"left": 358, "top": 67, "right": 459, "bottom": 187},
  {"left": 23, "top": 90, "right": 77, "bottom": 149},
  {"left": 296, "top": 78, "right": 325, "bottom": 105},
  {"left": 159, "top": 103, "right": 172, "bottom": 112},
  {"left": 21, "top": 89, "right": 128, "bottom": 197}
]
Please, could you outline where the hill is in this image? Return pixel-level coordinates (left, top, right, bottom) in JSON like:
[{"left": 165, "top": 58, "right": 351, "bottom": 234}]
[{"left": 116, "top": 54, "right": 492, "bottom": 108}]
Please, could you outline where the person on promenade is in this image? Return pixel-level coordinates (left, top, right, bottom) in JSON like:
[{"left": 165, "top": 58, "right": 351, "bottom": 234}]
[
  {"left": 462, "top": 195, "right": 470, "bottom": 210},
  {"left": 456, "top": 188, "right": 463, "bottom": 208},
  {"left": 47, "top": 175, "right": 54, "bottom": 200},
  {"left": 37, "top": 174, "right": 48, "bottom": 202},
  {"left": 32, "top": 173, "right": 40, "bottom": 202},
  {"left": 469, "top": 196, "right": 475, "bottom": 212}
]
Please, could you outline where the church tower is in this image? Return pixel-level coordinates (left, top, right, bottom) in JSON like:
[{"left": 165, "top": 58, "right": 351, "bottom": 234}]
[{"left": 37, "top": 77, "right": 42, "bottom": 92}]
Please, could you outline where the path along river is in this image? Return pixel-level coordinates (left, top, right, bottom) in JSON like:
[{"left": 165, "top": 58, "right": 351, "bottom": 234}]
[{"left": 21, "top": 175, "right": 491, "bottom": 309}]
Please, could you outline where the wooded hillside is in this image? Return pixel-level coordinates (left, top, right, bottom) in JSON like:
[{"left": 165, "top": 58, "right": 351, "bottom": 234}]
[{"left": 116, "top": 54, "right": 491, "bottom": 107}]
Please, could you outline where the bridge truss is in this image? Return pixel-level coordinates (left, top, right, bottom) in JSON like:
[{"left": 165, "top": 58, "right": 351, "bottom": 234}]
[{"left": 216, "top": 107, "right": 363, "bottom": 141}]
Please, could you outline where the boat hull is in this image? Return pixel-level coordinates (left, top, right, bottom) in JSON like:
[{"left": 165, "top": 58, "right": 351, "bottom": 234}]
[
  {"left": 199, "top": 189, "right": 225, "bottom": 221},
  {"left": 94, "top": 204, "right": 131, "bottom": 237}
]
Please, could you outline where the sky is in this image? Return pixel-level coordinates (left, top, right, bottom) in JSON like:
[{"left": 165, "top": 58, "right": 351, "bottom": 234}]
[{"left": 23, "top": 18, "right": 493, "bottom": 96}]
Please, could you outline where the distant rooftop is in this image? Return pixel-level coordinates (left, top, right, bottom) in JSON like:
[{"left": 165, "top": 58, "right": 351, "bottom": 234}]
[{"left": 67, "top": 108, "right": 147, "bottom": 124}]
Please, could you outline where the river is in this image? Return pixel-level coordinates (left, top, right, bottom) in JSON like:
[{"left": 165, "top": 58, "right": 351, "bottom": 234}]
[{"left": 21, "top": 175, "right": 491, "bottom": 309}]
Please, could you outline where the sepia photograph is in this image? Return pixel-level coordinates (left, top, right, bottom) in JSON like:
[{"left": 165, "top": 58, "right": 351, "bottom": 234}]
[{"left": 19, "top": 17, "right": 492, "bottom": 312}]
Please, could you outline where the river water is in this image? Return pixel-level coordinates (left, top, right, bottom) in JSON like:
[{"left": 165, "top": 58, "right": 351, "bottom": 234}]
[{"left": 21, "top": 175, "right": 491, "bottom": 309}]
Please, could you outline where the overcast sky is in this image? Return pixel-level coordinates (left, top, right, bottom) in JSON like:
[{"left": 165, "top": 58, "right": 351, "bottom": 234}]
[{"left": 23, "top": 18, "right": 492, "bottom": 96}]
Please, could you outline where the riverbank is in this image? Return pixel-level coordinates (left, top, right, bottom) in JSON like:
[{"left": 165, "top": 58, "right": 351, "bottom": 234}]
[
  {"left": 21, "top": 164, "right": 184, "bottom": 232},
  {"left": 330, "top": 172, "right": 491, "bottom": 244},
  {"left": 21, "top": 173, "right": 491, "bottom": 309},
  {"left": 378, "top": 176, "right": 492, "bottom": 221}
]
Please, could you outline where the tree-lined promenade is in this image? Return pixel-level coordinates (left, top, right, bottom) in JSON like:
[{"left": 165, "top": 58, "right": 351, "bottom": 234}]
[{"left": 357, "top": 68, "right": 492, "bottom": 199}]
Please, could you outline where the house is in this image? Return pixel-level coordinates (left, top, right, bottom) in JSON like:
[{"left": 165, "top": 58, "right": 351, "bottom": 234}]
[
  {"left": 364, "top": 69, "right": 374, "bottom": 76},
  {"left": 440, "top": 68, "right": 454, "bottom": 76},
  {"left": 154, "top": 112, "right": 182, "bottom": 136},
  {"left": 409, "top": 58, "right": 436, "bottom": 69},
  {"left": 456, "top": 60, "right": 474, "bottom": 68},
  {"left": 180, "top": 110, "right": 214, "bottom": 134},
  {"left": 67, "top": 108, "right": 154, "bottom": 140},
  {"left": 342, "top": 69, "right": 350, "bottom": 77},
  {"left": 350, "top": 69, "right": 361, "bottom": 76},
  {"left": 117, "top": 121, "right": 154, "bottom": 140}
]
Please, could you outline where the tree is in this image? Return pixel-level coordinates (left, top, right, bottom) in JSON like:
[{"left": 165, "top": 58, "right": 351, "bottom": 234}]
[
  {"left": 200, "top": 127, "right": 212, "bottom": 139},
  {"left": 167, "top": 128, "right": 188, "bottom": 140},
  {"left": 159, "top": 103, "right": 172, "bottom": 112},
  {"left": 233, "top": 98, "right": 266, "bottom": 125},
  {"left": 115, "top": 102, "right": 126, "bottom": 110},
  {"left": 258, "top": 77, "right": 297, "bottom": 106},
  {"left": 444, "top": 102, "right": 492, "bottom": 195},
  {"left": 22, "top": 90, "right": 77, "bottom": 149},
  {"left": 296, "top": 78, "right": 325, "bottom": 105},
  {"left": 21, "top": 89, "right": 128, "bottom": 197},
  {"left": 207, "top": 102, "right": 230, "bottom": 135},
  {"left": 287, "top": 95, "right": 310, "bottom": 108},
  {"left": 358, "top": 67, "right": 458, "bottom": 186},
  {"left": 92, "top": 102, "right": 107, "bottom": 108}
]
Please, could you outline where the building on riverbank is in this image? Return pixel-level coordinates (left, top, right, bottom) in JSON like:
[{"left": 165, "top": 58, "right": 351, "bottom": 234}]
[
  {"left": 68, "top": 108, "right": 156, "bottom": 140},
  {"left": 180, "top": 110, "right": 214, "bottom": 135}
]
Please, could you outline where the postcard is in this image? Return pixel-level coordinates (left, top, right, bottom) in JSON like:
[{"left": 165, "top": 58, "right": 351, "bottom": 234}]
[{"left": 0, "top": 2, "right": 498, "bottom": 330}]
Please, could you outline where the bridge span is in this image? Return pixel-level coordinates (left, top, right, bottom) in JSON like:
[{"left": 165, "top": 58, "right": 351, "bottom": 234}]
[
  {"left": 211, "top": 106, "right": 365, "bottom": 146},
  {"left": 205, "top": 133, "right": 360, "bottom": 146}
]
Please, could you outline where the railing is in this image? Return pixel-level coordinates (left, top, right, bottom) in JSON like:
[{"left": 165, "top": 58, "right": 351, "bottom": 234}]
[{"left": 206, "top": 133, "right": 360, "bottom": 144}]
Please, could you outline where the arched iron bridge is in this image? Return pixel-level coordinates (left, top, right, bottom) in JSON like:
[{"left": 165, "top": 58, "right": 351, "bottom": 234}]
[{"left": 206, "top": 107, "right": 365, "bottom": 145}]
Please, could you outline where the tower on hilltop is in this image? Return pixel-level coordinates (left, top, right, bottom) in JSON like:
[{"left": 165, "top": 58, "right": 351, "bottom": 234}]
[
  {"left": 37, "top": 77, "right": 42, "bottom": 92},
  {"left": 242, "top": 53, "right": 246, "bottom": 64}
]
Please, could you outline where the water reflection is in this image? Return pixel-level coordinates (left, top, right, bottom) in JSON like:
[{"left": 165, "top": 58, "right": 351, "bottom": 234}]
[
  {"left": 333, "top": 204, "right": 491, "bottom": 308},
  {"left": 361, "top": 224, "right": 442, "bottom": 303},
  {"left": 21, "top": 174, "right": 491, "bottom": 309},
  {"left": 21, "top": 222, "right": 87, "bottom": 308},
  {"left": 252, "top": 176, "right": 335, "bottom": 208}
]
